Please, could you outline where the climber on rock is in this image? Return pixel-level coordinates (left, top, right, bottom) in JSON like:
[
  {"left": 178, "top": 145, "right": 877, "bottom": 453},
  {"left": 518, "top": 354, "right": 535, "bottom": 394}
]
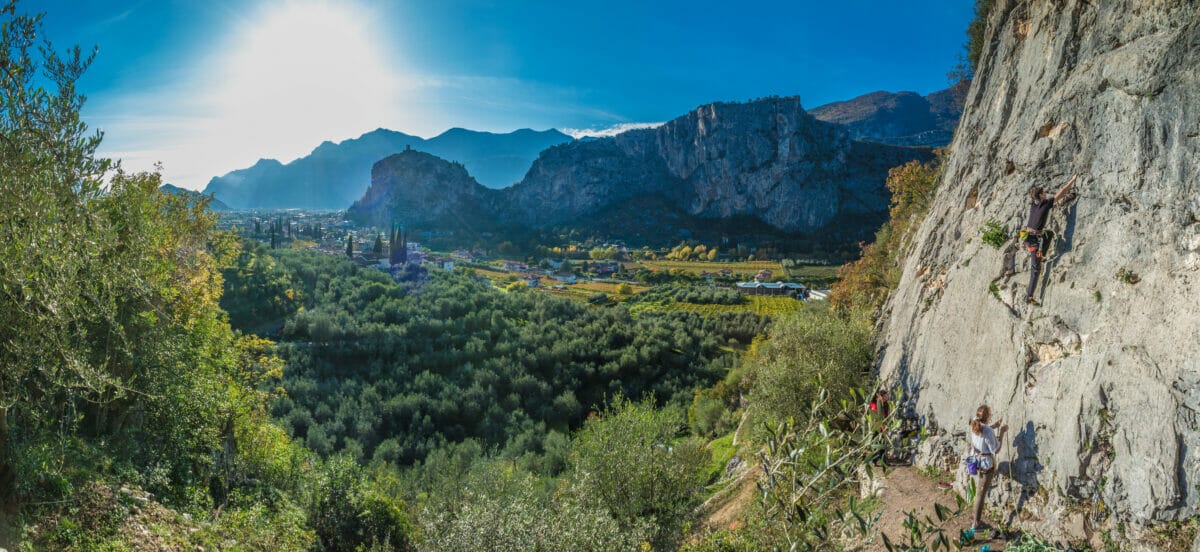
[{"left": 1022, "top": 174, "right": 1078, "bottom": 306}]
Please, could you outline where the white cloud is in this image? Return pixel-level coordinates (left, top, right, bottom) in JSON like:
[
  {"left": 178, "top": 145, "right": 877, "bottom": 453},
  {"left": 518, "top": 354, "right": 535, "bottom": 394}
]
[{"left": 560, "top": 122, "right": 664, "bottom": 139}]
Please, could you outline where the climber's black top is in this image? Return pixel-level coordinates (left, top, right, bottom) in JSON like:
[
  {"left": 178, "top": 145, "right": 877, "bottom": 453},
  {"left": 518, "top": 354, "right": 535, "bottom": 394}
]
[{"left": 1026, "top": 198, "right": 1055, "bottom": 231}]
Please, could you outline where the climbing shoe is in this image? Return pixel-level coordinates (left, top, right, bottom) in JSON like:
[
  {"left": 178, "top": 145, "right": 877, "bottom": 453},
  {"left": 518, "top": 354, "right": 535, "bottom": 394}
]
[{"left": 1027, "top": 297, "right": 1041, "bottom": 307}]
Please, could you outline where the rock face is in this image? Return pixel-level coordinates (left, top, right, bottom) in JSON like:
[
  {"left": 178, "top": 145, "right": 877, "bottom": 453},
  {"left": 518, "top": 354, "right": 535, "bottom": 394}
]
[
  {"left": 810, "top": 82, "right": 968, "bottom": 147},
  {"left": 203, "top": 128, "right": 572, "bottom": 209},
  {"left": 877, "top": 0, "right": 1200, "bottom": 534},
  {"left": 354, "top": 97, "right": 932, "bottom": 238},
  {"left": 350, "top": 151, "right": 493, "bottom": 229}
]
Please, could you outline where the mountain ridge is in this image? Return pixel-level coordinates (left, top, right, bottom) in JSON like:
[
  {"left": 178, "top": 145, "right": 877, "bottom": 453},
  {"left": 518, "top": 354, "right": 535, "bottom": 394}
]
[
  {"left": 202, "top": 127, "right": 573, "bottom": 209},
  {"left": 348, "top": 97, "right": 934, "bottom": 241},
  {"left": 810, "top": 81, "right": 968, "bottom": 147}
]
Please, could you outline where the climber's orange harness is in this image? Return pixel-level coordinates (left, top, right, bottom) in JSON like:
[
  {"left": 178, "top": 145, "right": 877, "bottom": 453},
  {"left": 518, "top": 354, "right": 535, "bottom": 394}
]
[{"left": 1020, "top": 228, "right": 1043, "bottom": 258}]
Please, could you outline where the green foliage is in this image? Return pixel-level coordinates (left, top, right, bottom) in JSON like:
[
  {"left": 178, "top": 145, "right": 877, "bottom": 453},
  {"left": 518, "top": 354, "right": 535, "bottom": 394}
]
[
  {"left": 573, "top": 397, "right": 711, "bottom": 549},
  {"left": 1004, "top": 533, "right": 1060, "bottom": 552},
  {"left": 588, "top": 245, "right": 620, "bottom": 260},
  {"left": 980, "top": 220, "right": 1009, "bottom": 248},
  {"left": 755, "top": 388, "right": 902, "bottom": 550},
  {"left": 308, "top": 454, "right": 415, "bottom": 552},
  {"left": 1116, "top": 267, "right": 1141, "bottom": 285},
  {"left": 965, "top": 0, "right": 996, "bottom": 77},
  {"left": 221, "top": 250, "right": 753, "bottom": 467},
  {"left": 0, "top": 2, "right": 288, "bottom": 511},
  {"left": 689, "top": 393, "right": 734, "bottom": 439},
  {"left": 0, "top": 6, "right": 390, "bottom": 548},
  {"left": 701, "top": 433, "right": 738, "bottom": 485},
  {"left": 750, "top": 310, "right": 873, "bottom": 423},
  {"left": 419, "top": 462, "right": 641, "bottom": 552},
  {"left": 628, "top": 283, "right": 746, "bottom": 306},
  {"left": 221, "top": 240, "right": 301, "bottom": 332},
  {"left": 831, "top": 159, "right": 941, "bottom": 314}
]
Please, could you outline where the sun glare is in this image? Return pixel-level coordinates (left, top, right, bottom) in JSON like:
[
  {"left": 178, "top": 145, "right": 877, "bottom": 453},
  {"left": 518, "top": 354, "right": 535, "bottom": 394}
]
[{"left": 200, "top": 1, "right": 405, "bottom": 170}]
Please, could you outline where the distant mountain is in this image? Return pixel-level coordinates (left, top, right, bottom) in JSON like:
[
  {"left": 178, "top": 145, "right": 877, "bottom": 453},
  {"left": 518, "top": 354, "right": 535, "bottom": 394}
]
[
  {"left": 159, "top": 183, "right": 230, "bottom": 211},
  {"left": 202, "top": 128, "right": 572, "bottom": 209},
  {"left": 809, "top": 81, "right": 968, "bottom": 147},
  {"left": 349, "top": 97, "right": 933, "bottom": 243}
]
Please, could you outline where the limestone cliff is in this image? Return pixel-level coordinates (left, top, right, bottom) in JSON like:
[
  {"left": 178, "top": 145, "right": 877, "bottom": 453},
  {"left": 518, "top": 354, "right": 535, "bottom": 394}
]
[
  {"left": 349, "top": 150, "right": 494, "bottom": 230},
  {"left": 877, "top": 0, "right": 1200, "bottom": 543},
  {"left": 353, "top": 97, "right": 932, "bottom": 240}
]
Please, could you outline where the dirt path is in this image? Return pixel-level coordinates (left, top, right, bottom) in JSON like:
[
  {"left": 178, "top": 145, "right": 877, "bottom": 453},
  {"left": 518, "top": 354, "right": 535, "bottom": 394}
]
[{"left": 870, "top": 467, "right": 1007, "bottom": 551}]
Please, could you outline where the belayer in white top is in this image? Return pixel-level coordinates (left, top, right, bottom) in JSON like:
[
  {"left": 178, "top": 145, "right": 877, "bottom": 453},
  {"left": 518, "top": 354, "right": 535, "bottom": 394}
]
[{"left": 968, "top": 404, "right": 1007, "bottom": 533}]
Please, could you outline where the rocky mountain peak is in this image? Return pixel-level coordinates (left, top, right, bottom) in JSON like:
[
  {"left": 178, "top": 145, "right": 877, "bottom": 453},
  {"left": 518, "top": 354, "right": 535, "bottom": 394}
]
[{"left": 353, "top": 96, "right": 933, "bottom": 242}]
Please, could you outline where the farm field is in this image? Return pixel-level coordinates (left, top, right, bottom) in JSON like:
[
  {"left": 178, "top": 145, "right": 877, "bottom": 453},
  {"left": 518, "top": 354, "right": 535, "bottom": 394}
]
[
  {"left": 630, "top": 295, "right": 805, "bottom": 317},
  {"left": 635, "top": 259, "right": 840, "bottom": 287},
  {"left": 636, "top": 260, "right": 781, "bottom": 275}
]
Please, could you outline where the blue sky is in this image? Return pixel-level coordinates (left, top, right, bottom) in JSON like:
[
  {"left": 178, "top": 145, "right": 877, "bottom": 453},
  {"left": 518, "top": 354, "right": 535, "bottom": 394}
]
[{"left": 37, "top": 0, "right": 975, "bottom": 189}]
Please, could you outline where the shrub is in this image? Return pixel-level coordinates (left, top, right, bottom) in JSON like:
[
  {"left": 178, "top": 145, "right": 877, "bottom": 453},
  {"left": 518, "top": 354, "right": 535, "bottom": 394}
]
[
  {"left": 419, "top": 465, "right": 640, "bottom": 552},
  {"left": 688, "top": 393, "right": 731, "bottom": 438},
  {"left": 980, "top": 220, "right": 1009, "bottom": 248},
  {"left": 307, "top": 454, "right": 415, "bottom": 552},
  {"left": 572, "top": 398, "right": 710, "bottom": 549},
  {"left": 750, "top": 311, "right": 873, "bottom": 423}
]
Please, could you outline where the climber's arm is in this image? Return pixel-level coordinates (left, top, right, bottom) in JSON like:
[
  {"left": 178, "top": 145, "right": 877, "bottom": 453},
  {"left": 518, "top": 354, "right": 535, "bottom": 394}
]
[{"left": 1054, "top": 174, "right": 1079, "bottom": 202}]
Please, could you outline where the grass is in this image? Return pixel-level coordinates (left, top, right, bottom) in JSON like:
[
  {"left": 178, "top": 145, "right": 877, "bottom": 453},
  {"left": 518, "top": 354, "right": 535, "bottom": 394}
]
[
  {"left": 637, "top": 260, "right": 840, "bottom": 287},
  {"left": 703, "top": 433, "right": 739, "bottom": 485},
  {"left": 572, "top": 281, "right": 649, "bottom": 295}
]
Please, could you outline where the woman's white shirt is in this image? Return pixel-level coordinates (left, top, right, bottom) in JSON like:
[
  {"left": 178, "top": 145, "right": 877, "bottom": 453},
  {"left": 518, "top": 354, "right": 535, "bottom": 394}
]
[{"left": 970, "top": 425, "right": 999, "bottom": 470}]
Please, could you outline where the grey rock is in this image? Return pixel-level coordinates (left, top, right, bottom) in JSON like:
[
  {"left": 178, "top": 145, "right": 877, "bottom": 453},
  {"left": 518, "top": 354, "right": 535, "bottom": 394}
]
[
  {"left": 876, "top": 0, "right": 1200, "bottom": 530},
  {"left": 352, "top": 97, "right": 933, "bottom": 236}
]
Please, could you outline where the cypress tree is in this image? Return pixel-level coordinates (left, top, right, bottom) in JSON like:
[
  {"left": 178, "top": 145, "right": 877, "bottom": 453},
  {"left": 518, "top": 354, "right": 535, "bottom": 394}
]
[
  {"left": 346, "top": 234, "right": 354, "bottom": 259},
  {"left": 373, "top": 233, "right": 384, "bottom": 257}
]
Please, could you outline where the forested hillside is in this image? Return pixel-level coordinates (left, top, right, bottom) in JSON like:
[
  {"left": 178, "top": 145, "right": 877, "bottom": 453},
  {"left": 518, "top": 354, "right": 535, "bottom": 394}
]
[{"left": 222, "top": 245, "right": 767, "bottom": 466}]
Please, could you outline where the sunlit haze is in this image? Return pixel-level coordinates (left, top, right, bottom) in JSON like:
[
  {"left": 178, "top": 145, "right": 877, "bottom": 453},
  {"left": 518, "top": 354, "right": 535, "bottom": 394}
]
[{"left": 40, "top": 0, "right": 975, "bottom": 189}]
